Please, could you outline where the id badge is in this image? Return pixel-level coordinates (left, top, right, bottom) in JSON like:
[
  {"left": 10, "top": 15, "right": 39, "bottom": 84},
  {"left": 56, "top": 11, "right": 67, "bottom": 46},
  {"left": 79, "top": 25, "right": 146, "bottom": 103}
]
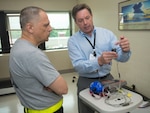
[{"left": 89, "top": 53, "right": 96, "bottom": 60}]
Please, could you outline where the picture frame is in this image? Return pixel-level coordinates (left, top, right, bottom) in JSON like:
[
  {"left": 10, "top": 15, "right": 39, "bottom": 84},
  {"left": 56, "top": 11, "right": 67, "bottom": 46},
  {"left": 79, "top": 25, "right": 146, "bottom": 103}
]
[{"left": 118, "top": 0, "right": 150, "bottom": 30}]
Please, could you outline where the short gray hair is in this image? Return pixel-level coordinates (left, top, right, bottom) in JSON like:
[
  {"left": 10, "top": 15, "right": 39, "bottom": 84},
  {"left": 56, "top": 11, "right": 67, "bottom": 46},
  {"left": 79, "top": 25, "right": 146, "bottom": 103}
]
[{"left": 20, "top": 6, "right": 45, "bottom": 29}]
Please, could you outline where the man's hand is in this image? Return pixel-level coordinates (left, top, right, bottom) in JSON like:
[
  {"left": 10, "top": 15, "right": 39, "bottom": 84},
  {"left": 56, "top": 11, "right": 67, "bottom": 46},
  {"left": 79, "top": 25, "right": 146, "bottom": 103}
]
[
  {"left": 116, "top": 36, "right": 130, "bottom": 52},
  {"left": 98, "top": 51, "right": 118, "bottom": 65}
]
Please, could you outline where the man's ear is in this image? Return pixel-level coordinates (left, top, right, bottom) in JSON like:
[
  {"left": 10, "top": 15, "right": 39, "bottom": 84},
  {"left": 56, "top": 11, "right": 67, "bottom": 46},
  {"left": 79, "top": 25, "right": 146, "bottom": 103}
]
[{"left": 26, "top": 23, "right": 33, "bottom": 33}]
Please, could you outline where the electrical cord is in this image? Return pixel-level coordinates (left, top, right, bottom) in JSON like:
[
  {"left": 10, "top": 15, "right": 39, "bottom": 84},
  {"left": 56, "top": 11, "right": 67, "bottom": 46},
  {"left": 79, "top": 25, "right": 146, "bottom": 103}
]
[
  {"left": 104, "top": 61, "right": 132, "bottom": 107},
  {"left": 89, "top": 61, "right": 132, "bottom": 107},
  {"left": 104, "top": 88, "right": 132, "bottom": 107},
  {"left": 116, "top": 61, "right": 121, "bottom": 90},
  {"left": 89, "top": 90, "right": 102, "bottom": 99}
]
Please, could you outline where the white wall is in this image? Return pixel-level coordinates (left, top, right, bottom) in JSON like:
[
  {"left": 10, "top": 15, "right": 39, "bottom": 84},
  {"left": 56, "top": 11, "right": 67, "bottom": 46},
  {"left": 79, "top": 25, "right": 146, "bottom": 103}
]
[
  {"left": 79, "top": 0, "right": 150, "bottom": 98},
  {"left": 0, "top": 0, "right": 76, "bottom": 11}
]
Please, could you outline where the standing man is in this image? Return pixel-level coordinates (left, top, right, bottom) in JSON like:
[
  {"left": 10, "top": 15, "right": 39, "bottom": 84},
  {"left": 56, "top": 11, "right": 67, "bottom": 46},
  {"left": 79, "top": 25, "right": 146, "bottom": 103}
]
[
  {"left": 68, "top": 3, "right": 131, "bottom": 113},
  {"left": 9, "top": 6, "right": 68, "bottom": 113}
]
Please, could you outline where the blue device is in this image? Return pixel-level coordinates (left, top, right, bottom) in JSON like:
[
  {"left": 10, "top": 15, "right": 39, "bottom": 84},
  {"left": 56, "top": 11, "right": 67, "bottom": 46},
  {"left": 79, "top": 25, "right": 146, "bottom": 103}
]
[{"left": 90, "top": 81, "right": 103, "bottom": 95}]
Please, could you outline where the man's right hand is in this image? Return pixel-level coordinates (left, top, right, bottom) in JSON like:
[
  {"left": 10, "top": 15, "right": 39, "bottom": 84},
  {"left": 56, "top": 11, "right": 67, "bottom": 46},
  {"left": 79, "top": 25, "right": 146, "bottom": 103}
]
[{"left": 98, "top": 51, "right": 118, "bottom": 65}]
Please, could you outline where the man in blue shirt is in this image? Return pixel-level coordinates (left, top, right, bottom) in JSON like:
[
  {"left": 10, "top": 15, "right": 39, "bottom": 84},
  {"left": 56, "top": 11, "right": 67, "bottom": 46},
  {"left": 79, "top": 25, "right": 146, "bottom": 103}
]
[{"left": 68, "top": 3, "right": 131, "bottom": 113}]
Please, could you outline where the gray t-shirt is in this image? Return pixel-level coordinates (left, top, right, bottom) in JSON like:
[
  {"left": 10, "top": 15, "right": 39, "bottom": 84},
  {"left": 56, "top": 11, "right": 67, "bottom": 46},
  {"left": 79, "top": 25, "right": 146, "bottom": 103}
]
[{"left": 9, "top": 38, "right": 62, "bottom": 110}]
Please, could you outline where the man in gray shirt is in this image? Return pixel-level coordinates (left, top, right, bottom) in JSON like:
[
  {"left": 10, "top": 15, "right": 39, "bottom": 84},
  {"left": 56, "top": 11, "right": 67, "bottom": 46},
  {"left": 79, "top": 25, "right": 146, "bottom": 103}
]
[{"left": 9, "top": 6, "right": 68, "bottom": 113}]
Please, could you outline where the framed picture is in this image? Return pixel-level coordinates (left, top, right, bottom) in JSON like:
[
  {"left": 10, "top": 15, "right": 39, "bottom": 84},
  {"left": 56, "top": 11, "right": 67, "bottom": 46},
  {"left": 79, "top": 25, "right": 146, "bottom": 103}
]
[{"left": 118, "top": 0, "right": 150, "bottom": 30}]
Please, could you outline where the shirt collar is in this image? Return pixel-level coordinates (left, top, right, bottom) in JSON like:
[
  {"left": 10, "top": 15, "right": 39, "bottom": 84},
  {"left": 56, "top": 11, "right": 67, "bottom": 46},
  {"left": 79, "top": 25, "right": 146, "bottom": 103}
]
[{"left": 79, "top": 27, "right": 96, "bottom": 37}]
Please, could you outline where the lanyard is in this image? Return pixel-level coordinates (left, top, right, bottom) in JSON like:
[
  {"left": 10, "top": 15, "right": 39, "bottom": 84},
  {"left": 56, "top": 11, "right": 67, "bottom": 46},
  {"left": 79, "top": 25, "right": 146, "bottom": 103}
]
[{"left": 85, "top": 32, "right": 96, "bottom": 57}]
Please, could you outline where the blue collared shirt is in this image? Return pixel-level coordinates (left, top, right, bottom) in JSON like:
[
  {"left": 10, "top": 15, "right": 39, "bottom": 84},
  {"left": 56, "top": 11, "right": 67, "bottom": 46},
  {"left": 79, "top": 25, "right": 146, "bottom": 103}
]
[{"left": 67, "top": 27, "right": 131, "bottom": 78}]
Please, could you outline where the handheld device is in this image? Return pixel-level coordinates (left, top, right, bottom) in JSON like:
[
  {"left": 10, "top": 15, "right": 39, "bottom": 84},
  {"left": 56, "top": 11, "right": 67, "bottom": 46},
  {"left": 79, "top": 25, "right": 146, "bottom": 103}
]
[{"left": 111, "top": 48, "right": 116, "bottom": 52}]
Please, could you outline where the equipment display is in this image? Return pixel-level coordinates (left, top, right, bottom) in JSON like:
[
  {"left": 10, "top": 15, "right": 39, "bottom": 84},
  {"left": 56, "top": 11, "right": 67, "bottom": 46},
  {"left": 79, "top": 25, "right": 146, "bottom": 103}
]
[{"left": 89, "top": 80, "right": 132, "bottom": 107}]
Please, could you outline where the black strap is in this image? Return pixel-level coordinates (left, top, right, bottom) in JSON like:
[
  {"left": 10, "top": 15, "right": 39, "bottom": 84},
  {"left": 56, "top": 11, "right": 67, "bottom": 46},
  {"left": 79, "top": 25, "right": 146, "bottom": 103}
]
[{"left": 85, "top": 32, "right": 96, "bottom": 56}]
